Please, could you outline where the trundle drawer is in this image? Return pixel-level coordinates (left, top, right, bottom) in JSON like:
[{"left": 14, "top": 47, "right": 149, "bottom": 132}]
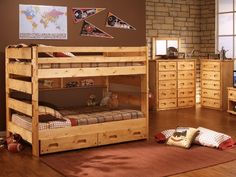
[
  {"left": 178, "top": 89, "right": 195, "bottom": 98},
  {"left": 201, "top": 98, "right": 221, "bottom": 109},
  {"left": 178, "top": 97, "right": 195, "bottom": 107},
  {"left": 228, "top": 89, "right": 236, "bottom": 100},
  {"left": 202, "top": 80, "right": 220, "bottom": 90},
  {"left": 158, "top": 62, "right": 176, "bottom": 71},
  {"left": 159, "top": 80, "right": 177, "bottom": 89},
  {"left": 201, "top": 62, "right": 220, "bottom": 71},
  {"left": 178, "top": 61, "right": 195, "bottom": 70},
  {"left": 159, "top": 99, "right": 177, "bottom": 109},
  {"left": 40, "top": 133, "right": 98, "bottom": 154},
  {"left": 159, "top": 89, "right": 177, "bottom": 99},
  {"left": 178, "top": 71, "right": 195, "bottom": 79},
  {"left": 98, "top": 128, "right": 146, "bottom": 145},
  {"left": 202, "top": 89, "right": 221, "bottom": 99},
  {"left": 178, "top": 80, "right": 195, "bottom": 89},
  {"left": 158, "top": 71, "right": 176, "bottom": 80},
  {"left": 202, "top": 71, "right": 220, "bottom": 81}
]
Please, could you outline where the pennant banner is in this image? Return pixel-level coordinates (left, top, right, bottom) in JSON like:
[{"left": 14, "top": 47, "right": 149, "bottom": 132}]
[
  {"left": 72, "top": 8, "right": 105, "bottom": 23},
  {"left": 80, "top": 21, "right": 113, "bottom": 39},
  {"left": 106, "top": 12, "right": 136, "bottom": 30}
]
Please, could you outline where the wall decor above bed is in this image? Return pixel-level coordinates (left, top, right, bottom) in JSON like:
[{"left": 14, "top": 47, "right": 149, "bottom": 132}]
[
  {"left": 106, "top": 12, "right": 136, "bottom": 30},
  {"left": 72, "top": 8, "right": 105, "bottom": 23},
  {"left": 19, "top": 4, "right": 67, "bottom": 40},
  {"left": 80, "top": 20, "right": 113, "bottom": 38}
]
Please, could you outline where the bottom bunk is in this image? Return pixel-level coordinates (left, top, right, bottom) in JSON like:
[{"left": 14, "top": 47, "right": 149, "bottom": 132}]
[{"left": 8, "top": 107, "right": 147, "bottom": 154}]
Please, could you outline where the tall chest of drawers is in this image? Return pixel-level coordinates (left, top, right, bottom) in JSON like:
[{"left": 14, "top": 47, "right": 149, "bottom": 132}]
[
  {"left": 201, "top": 59, "right": 233, "bottom": 110},
  {"left": 149, "top": 59, "right": 196, "bottom": 111}
]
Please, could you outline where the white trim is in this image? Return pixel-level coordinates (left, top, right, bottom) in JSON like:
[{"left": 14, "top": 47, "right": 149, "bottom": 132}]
[{"left": 0, "top": 131, "right": 6, "bottom": 137}]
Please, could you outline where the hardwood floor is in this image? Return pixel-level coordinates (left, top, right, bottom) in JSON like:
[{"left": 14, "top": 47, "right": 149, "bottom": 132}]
[{"left": 1, "top": 105, "right": 236, "bottom": 177}]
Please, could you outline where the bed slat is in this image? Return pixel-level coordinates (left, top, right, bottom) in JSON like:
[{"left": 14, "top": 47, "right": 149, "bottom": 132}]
[
  {"left": 38, "top": 56, "right": 146, "bottom": 64},
  {"left": 7, "top": 48, "right": 32, "bottom": 59},
  {"left": 8, "top": 98, "right": 32, "bottom": 117},
  {"left": 37, "top": 46, "right": 147, "bottom": 53},
  {"left": 8, "top": 79, "right": 32, "bottom": 94},
  {"left": 38, "top": 66, "right": 146, "bottom": 78},
  {"left": 8, "top": 122, "right": 32, "bottom": 143},
  {"left": 8, "top": 63, "right": 32, "bottom": 77}
]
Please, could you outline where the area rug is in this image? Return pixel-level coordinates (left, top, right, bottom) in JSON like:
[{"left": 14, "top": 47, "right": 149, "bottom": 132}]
[{"left": 40, "top": 141, "right": 236, "bottom": 177}]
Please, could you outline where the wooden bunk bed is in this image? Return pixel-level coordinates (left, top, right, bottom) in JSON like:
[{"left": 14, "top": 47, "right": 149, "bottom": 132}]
[{"left": 5, "top": 45, "right": 149, "bottom": 156}]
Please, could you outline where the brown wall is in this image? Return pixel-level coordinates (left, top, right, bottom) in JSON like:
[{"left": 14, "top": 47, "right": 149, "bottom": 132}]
[{"left": 0, "top": 0, "right": 146, "bottom": 131}]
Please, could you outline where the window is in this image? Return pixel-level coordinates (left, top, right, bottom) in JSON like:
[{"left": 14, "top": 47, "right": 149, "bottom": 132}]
[
  {"left": 217, "top": 0, "right": 235, "bottom": 59},
  {"left": 152, "top": 38, "right": 179, "bottom": 59}
]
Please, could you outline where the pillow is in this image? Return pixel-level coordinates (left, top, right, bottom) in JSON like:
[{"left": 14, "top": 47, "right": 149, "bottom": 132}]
[
  {"left": 53, "top": 52, "right": 75, "bottom": 57},
  {"left": 166, "top": 127, "right": 199, "bottom": 149},
  {"left": 39, "top": 106, "right": 63, "bottom": 119},
  {"left": 155, "top": 129, "right": 175, "bottom": 143},
  {"left": 39, "top": 114, "right": 66, "bottom": 123},
  {"left": 194, "top": 127, "right": 236, "bottom": 150}
]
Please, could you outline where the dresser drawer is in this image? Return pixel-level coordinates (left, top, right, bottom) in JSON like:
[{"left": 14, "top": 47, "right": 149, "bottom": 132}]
[
  {"left": 158, "top": 71, "right": 176, "bottom": 80},
  {"left": 159, "top": 89, "right": 177, "bottom": 99},
  {"left": 159, "top": 80, "right": 177, "bottom": 89},
  {"left": 202, "top": 89, "right": 221, "bottom": 99},
  {"left": 159, "top": 99, "right": 177, "bottom": 109},
  {"left": 178, "top": 71, "right": 195, "bottom": 79},
  {"left": 228, "top": 89, "right": 236, "bottom": 100},
  {"left": 178, "top": 88, "right": 195, "bottom": 98},
  {"left": 202, "top": 80, "right": 220, "bottom": 90},
  {"left": 201, "top": 98, "right": 221, "bottom": 109},
  {"left": 201, "top": 61, "right": 220, "bottom": 71},
  {"left": 178, "top": 80, "right": 195, "bottom": 89},
  {"left": 202, "top": 71, "right": 220, "bottom": 80},
  {"left": 158, "top": 62, "right": 176, "bottom": 71},
  {"left": 178, "top": 61, "right": 195, "bottom": 70},
  {"left": 178, "top": 97, "right": 195, "bottom": 107}
]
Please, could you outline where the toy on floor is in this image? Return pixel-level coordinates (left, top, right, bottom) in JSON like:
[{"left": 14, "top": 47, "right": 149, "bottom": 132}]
[
  {"left": 6, "top": 134, "right": 24, "bottom": 153},
  {"left": 107, "top": 93, "right": 119, "bottom": 109}
]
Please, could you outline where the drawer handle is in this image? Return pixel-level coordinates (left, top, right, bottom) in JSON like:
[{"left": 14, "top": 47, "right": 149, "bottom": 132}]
[
  {"left": 109, "top": 135, "right": 118, "bottom": 139},
  {"left": 133, "top": 131, "right": 141, "bottom": 136},
  {"left": 230, "top": 93, "right": 233, "bottom": 96},
  {"left": 171, "top": 92, "right": 175, "bottom": 95},
  {"left": 181, "top": 101, "right": 185, "bottom": 103},
  {"left": 171, "top": 74, "right": 175, "bottom": 77},
  {"left": 163, "top": 75, "right": 166, "bottom": 77},
  {"left": 214, "top": 93, "right": 219, "bottom": 96},
  {"left": 171, "top": 102, "right": 175, "bottom": 104},
  {"left": 214, "top": 75, "right": 217, "bottom": 77},
  {"left": 203, "top": 92, "right": 207, "bottom": 94},
  {"left": 181, "top": 65, "right": 185, "bottom": 67},
  {"left": 214, "top": 65, "right": 217, "bottom": 68},
  {"left": 77, "top": 139, "right": 87, "bottom": 144},
  {"left": 188, "top": 91, "right": 193, "bottom": 94},
  {"left": 162, "top": 93, "right": 167, "bottom": 96},
  {"left": 48, "top": 143, "right": 59, "bottom": 148}
]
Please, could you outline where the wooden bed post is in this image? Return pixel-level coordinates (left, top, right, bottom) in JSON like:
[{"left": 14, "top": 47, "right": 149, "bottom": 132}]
[
  {"left": 31, "top": 46, "right": 39, "bottom": 157},
  {"left": 5, "top": 47, "right": 11, "bottom": 137},
  {"left": 141, "top": 46, "right": 149, "bottom": 140}
]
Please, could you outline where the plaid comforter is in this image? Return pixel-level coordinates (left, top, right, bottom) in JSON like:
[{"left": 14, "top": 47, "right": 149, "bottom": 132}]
[{"left": 11, "top": 109, "right": 144, "bottom": 131}]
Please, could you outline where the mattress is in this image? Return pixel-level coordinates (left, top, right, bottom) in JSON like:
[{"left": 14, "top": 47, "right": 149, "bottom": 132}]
[
  {"left": 11, "top": 109, "right": 144, "bottom": 131},
  {"left": 12, "top": 114, "right": 71, "bottom": 131}
]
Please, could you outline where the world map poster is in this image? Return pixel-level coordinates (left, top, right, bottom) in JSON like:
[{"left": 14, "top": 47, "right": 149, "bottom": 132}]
[{"left": 19, "top": 4, "right": 67, "bottom": 40}]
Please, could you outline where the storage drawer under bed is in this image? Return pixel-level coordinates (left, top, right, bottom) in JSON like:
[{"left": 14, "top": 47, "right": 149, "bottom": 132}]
[
  {"left": 98, "top": 128, "right": 146, "bottom": 145},
  {"left": 40, "top": 133, "right": 98, "bottom": 154}
]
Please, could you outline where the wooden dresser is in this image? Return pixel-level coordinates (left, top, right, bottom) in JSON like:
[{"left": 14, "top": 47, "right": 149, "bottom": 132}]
[
  {"left": 149, "top": 59, "right": 196, "bottom": 111},
  {"left": 227, "top": 87, "right": 236, "bottom": 115},
  {"left": 201, "top": 59, "right": 233, "bottom": 110}
]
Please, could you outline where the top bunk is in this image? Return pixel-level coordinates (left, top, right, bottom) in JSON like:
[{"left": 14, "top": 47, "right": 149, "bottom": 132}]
[{"left": 5, "top": 45, "right": 148, "bottom": 79}]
